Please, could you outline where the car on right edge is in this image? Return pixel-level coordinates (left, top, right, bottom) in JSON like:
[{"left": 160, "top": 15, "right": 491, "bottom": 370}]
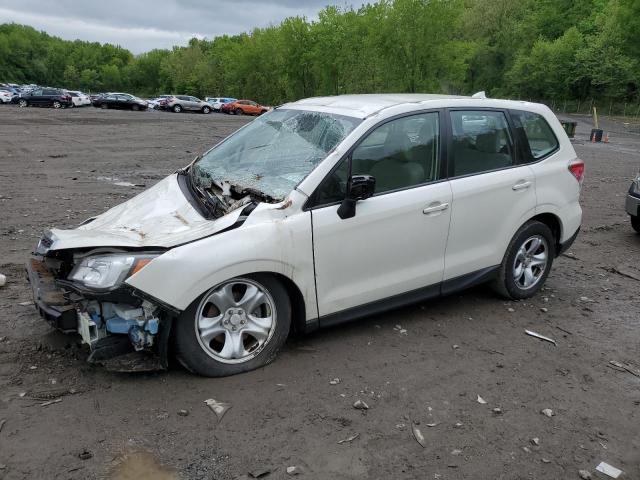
[{"left": 626, "top": 172, "right": 640, "bottom": 233}]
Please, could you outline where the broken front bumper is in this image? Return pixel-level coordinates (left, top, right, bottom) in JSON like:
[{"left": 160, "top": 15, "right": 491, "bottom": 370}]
[
  {"left": 25, "top": 256, "right": 173, "bottom": 370},
  {"left": 26, "top": 257, "right": 77, "bottom": 332}
]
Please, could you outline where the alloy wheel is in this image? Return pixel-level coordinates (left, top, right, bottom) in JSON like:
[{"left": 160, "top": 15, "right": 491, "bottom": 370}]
[
  {"left": 194, "top": 279, "right": 277, "bottom": 364},
  {"left": 512, "top": 235, "right": 548, "bottom": 289}
]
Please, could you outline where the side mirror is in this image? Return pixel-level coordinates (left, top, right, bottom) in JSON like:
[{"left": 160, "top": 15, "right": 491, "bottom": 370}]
[{"left": 337, "top": 174, "right": 376, "bottom": 220}]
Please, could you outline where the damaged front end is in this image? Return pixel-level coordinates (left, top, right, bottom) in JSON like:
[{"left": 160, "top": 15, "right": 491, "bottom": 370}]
[{"left": 26, "top": 241, "right": 175, "bottom": 372}]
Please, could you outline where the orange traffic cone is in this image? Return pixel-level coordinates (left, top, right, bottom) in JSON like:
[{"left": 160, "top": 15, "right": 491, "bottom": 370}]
[{"left": 604, "top": 132, "right": 609, "bottom": 143}]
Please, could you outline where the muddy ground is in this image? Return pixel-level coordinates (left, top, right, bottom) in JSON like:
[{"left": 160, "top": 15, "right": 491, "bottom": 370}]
[{"left": 0, "top": 105, "right": 639, "bottom": 480}]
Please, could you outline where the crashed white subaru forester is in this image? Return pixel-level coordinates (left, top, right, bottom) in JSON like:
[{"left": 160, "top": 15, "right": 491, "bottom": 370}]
[{"left": 28, "top": 94, "right": 583, "bottom": 376}]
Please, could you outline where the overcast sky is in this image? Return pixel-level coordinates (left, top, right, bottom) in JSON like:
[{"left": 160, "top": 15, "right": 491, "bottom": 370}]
[{"left": 0, "top": 0, "right": 365, "bottom": 54}]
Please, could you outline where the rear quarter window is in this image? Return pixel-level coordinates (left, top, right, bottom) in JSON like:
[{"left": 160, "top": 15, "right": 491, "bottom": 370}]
[{"left": 512, "top": 110, "right": 559, "bottom": 160}]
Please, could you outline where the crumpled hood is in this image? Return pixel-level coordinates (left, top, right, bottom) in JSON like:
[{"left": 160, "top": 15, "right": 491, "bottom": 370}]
[{"left": 46, "top": 174, "right": 243, "bottom": 250}]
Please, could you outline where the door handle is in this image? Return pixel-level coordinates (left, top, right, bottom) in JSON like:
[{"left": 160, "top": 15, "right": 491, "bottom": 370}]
[
  {"left": 512, "top": 181, "right": 532, "bottom": 191},
  {"left": 423, "top": 202, "right": 449, "bottom": 214}
]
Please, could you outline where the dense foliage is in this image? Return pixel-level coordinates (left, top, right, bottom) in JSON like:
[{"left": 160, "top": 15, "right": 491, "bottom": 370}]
[{"left": 1, "top": 0, "right": 638, "bottom": 106}]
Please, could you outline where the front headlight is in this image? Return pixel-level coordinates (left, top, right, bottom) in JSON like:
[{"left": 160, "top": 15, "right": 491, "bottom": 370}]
[
  {"left": 631, "top": 174, "right": 640, "bottom": 195},
  {"left": 69, "top": 254, "right": 156, "bottom": 290}
]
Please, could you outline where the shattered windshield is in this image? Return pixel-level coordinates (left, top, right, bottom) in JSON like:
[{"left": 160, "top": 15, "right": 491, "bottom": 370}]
[{"left": 192, "top": 108, "right": 361, "bottom": 201}]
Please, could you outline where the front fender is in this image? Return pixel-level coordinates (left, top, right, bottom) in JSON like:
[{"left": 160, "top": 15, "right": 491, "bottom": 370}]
[{"left": 126, "top": 209, "right": 317, "bottom": 320}]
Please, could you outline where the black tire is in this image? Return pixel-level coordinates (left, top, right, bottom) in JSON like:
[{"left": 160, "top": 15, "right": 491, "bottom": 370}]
[
  {"left": 100, "top": 103, "right": 108, "bottom": 109},
  {"left": 235, "top": 107, "right": 243, "bottom": 116},
  {"left": 132, "top": 104, "right": 140, "bottom": 111},
  {"left": 202, "top": 106, "right": 211, "bottom": 114},
  {"left": 174, "top": 273, "right": 291, "bottom": 377},
  {"left": 631, "top": 215, "right": 640, "bottom": 233},
  {"left": 18, "top": 99, "right": 28, "bottom": 108},
  {"left": 173, "top": 104, "right": 182, "bottom": 113},
  {"left": 492, "top": 220, "right": 555, "bottom": 300},
  {"left": 52, "top": 100, "right": 61, "bottom": 109}
]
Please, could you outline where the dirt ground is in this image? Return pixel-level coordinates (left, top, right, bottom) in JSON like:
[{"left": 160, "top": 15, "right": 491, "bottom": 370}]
[{"left": 0, "top": 105, "right": 639, "bottom": 480}]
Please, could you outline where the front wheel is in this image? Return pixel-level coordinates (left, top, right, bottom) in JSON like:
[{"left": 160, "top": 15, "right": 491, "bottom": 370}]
[
  {"left": 132, "top": 104, "right": 140, "bottom": 111},
  {"left": 173, "top": 104, "right": 182, "bottom": 113},
  {"left": 235, "top": 108, "right": 243, "bottom": 116},
  {"left": 52, "top": 101, "right": 61, "bottom": 109},
  {"left": 492, "top": 221, "right": 555, "bottom": 300},
  {"left": 100, "top": 103, "right": 108, "bottom": 109},
  {"left": 18, "top": 99, "right": 28, "bottom": 108},
  {"left": 631, "top": 215, "right": 640, "bottom": 233},
  {"left": 202, "top": 106, "right": 211, "bottom": 114},
  {"left": 174, "top": 274, "right": 291, "bottom": 377}
]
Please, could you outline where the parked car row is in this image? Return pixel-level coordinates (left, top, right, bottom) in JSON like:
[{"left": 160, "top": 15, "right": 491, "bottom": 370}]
[{"left": 2, "top": 82, "right": 271, "bottom": 115}]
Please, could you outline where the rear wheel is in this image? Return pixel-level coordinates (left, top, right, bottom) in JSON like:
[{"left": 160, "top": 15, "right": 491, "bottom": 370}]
[
  {"left": 132, "top": 104, "right": 140, "bottom": 111},
  {"left": 492, "top": 221, "right": 555, "bottom": 300},
  {"left": 202, "top": 106, "right": 211, "bottom": 114},
  {"left": 174, "top": 274, "right": 291, "bottom": 377},
  {"left": 52, "top": 101, "right": 61, "bottom": 109},
  {"left": 631, "top": 215, "right": 640, "bottom": 233},
  {"left": 173, "top": 104, "right": 182, "bottom": 113},
  {"left": 235, "top": 107, "right": 243, "bottom": 116},
  {"left": 100, "top": 103, "right": 108, "bottom": 109},
  {"left": 18, "top": 99, "right": 28, "bottom": 108}
]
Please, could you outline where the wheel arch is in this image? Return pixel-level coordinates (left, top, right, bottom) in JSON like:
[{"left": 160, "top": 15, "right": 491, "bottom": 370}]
[{"left": 528, "top": 212, "right": 562, "bottom": 255}]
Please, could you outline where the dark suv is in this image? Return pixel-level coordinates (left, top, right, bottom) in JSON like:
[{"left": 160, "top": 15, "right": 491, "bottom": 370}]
[{"left": 17, "top": 88, "right": 73, "bottom": 109}]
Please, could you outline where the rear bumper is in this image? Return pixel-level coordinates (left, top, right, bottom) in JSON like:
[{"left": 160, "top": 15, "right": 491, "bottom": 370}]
[
  {"left": 25, "top": 257, "right": 77, "bottom": 332},
  {"left": 557, "top": 226, "right": 580, "bottom": 256},
  {"left": 626, "top": 192, "right": 640, "bottom": 217}
]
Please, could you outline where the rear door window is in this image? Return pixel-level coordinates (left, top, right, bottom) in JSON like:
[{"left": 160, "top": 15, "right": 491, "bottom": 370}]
[
  {"left": 449, "top": 110, "right": 515, "bottom": 177},
  {"left": 510, "top": 110, "right": 559, "bottom": 160}
]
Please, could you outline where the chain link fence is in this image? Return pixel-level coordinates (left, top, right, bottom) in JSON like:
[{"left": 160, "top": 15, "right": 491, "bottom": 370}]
[{"left": 531, "top": 98, "right": 640, "bottom": 119}]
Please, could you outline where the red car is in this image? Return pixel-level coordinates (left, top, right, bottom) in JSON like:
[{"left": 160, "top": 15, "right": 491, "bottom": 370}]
[{"left": 222, "top": 99, "right": 269, "bottom": 115}]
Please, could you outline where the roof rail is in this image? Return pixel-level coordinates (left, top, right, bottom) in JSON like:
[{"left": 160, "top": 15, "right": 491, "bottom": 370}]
[{"left": 471, "top": 91, "right": 487, "bottom": 99}]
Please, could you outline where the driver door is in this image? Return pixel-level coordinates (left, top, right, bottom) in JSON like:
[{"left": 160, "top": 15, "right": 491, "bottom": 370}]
[{"left": 310, "top": 111, "right": 452, "bottom": 319}]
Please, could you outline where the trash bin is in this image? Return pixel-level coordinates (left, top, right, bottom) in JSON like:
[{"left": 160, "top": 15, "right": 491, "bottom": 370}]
[
  {"left": 590, "top": 128, "right": 603, "bottom": 142},
  {"left": 561, "top": 121, "right": 577, "bottom": 138}
]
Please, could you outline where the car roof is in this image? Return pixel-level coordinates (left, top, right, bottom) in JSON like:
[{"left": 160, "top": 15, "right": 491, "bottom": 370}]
[{"left": 281, "top": 93, "right": 541, "bottom": 119}]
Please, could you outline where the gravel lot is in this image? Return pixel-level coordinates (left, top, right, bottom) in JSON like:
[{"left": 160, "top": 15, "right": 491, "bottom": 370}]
[{"left": 0, "top": 105, "right": 639, "bottom": 480}]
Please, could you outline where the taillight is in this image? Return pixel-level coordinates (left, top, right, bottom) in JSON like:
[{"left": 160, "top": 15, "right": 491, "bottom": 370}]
[{"left": 569, "top": 159, "right": 585, "bottom": 184}]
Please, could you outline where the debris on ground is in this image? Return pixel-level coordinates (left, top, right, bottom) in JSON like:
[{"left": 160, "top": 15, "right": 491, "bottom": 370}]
[
  {"left": 0, "top": 419, "right": 6, "bottom": 433},
  {"left": 595, "top": 461, "right": 623, "bottom": 478},
  {"left": 578, "top": 469, "right": 592, "bottom": 479},
  {"left": 451, "top": 449, "right": 462, "bottom": 455},
  {"left": 0, "top": 273, "right": 5, "bottom": 287},
  {"left": 426, "top": 422, "right": 438, "bottom": 427},
  {"left": 329, "top": 378, "right": 341, "bottom": 385},
  {"left": 337, "top": 433, "right": 359, "bottom": 444},
  {"left": 477, "top": 395, "right": 487, "bottom": 404},
  {"left": 541, "top": 408, "right": 554, "bottom": 417},
  {"left": 541, "top": 458, "right": 551, "bottom": 463},
  {"left": 530, "top": 437, "right": 540, "bottom": 446},
  {"left": 353, "top": 399, "right": 369, "bottom": 410},
  {"left": 540, "top": 307, "right": 548, "bottom": 313},
  {"left": 18, "top": 301, "right": 32, "bottom": 306},
  {"left": 177, "top": 409, "right": 189, "bottom": 416},
  {"left": 78, "top": 450, "right": 93, "bottom": 460},
  {"left": 508, "top": 307, "right": 515, "bottom": 313},
  {"left": 286, "top": 466, "right": 302, "bottom": 475},
  {"left": 525, "top": 330, "right": 557, "bottom": 346},
  {"left": 492, "top": 407, "right": 502, "bottom": 414},
  {"left": 248, "top": 466, "right": 272, "bottom": 478},
  {"left": 40, "top": 398, "right": 62, "bottom": 407},
  {"left": 608, "top": 360, "right": 640, "bottom": 378},
  {"left": 412, "top": 424, "right": 426, "bottom": 448},
  {"left": 204, "top": 398, "right": 232, "bottom": 422}
]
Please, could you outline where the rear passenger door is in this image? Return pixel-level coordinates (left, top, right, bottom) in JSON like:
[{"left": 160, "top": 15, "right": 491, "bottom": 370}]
[{"left": 443, "top": 109, "right": 537, "bottom": 282}]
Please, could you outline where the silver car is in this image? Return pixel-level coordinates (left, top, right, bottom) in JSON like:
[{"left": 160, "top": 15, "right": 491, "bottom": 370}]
[
  {"left": 626, "top": 172, "right": 640, "bottom": 233},
  {"left": 164, "top": 95, "right": 212, "bottom": 114}
]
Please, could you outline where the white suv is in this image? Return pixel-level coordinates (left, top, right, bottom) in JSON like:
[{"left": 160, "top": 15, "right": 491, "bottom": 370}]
[{"left": 28, "top": 94, "right": 583, "bottom": 376}]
